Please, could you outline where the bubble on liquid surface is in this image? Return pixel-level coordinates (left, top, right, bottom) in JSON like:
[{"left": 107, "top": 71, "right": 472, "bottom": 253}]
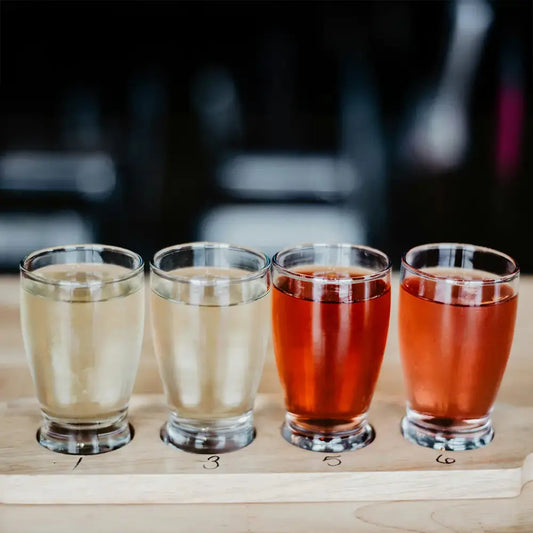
[
  {"left": 422, "top": 267, "right": 498, "bottom": 282},
  {"left": 189, "top": 272, "right": 231, "bottom": 283},
  {"left": 33, "top": 263, "right": 125, "bottom": 285},
  {"left": 311, "top": 269, "right": 352, "bottom": 281},
  {"left": 62, "top": 270, "right": 107, "bottom": 284}
]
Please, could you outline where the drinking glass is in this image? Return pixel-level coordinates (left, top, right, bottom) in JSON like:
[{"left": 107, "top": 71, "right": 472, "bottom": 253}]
[
  {"left": 20, "top": 244, "right": 145, "bottom": 455},
  {"left": 272, "top": 243, "right": 392, "bottom": 452},
  {"left": 150, "top": 242, "right": 271, "bottom": 454},
  {"left": 399, "top": 243, "right": 519, "bottom": 451}
]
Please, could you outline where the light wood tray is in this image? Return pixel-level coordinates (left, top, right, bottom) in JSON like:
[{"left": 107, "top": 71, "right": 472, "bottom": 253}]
[{"left": 1, "top": 393, "right": 532, "bottom": 505}]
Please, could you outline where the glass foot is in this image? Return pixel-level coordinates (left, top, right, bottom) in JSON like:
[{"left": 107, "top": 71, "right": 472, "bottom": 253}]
[
  {"left": 401, "top": 407, "right": 494, "bottom": 451},
  {"left": 281, "top": 412, "right": 375, "bottom": 452},
  {"left": 161, "top": 410, "right": 255, "bottom": 454},
  {"left": 37, "top": 410, "right": 132, "bottom": 455}
]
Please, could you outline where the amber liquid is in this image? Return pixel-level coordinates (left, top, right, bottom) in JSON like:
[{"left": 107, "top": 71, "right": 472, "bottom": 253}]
[
  {"left": 399, "top": 268, "right": 518, "bottom": 420},
  {"left": 272, "top": 266, "right": 391, "bottom": 430}
]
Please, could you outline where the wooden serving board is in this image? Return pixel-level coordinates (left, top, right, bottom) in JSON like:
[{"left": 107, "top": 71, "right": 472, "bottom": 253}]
[{"left": 0, "top": 393, "right": 531, "bottom": 505}]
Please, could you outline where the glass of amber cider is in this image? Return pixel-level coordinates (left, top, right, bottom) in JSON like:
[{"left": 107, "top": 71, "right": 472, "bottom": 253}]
[{"left": 399, "top": 243, "right": 519, "bottom": 451}]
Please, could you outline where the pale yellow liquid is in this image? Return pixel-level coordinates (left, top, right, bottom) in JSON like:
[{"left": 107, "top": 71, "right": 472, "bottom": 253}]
[
  {"left": 151, "top": 266, "right": 270, "bottom": 420},
  {"left": 20, "top": 263, "right": 145, "bottom": 421}
]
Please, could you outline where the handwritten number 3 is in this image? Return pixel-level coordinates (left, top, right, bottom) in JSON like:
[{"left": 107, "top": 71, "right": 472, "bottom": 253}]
[
  {"left": 436, "top": 454, "right": 455, "bottom": 465},
  {"left": 323, "top": 455, "right": 342, "bottom": 467},
  {"left": 203, "top": 455, "right": 220, "bottom": 470}
]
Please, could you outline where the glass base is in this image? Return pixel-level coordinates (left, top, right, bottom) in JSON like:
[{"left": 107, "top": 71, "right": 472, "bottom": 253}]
[
  {"left": 281, "top": 412, "right": 374, "bottom": 452},
  {"left": 161, "top": 410, "right": 255, "bottom": 454},
  {"left": 401, "top": 407, "right": 494, "bottom": 451},
  {"left": 37, "top": 409, "right": 132, "bottom": 455}
]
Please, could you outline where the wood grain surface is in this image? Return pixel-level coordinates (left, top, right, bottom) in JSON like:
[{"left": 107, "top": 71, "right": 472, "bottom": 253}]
[
  {"left": 1, "top": 393, "right": 531, "bottom": 504},
  {"left": 0, "top": 274, "right": 531, "bottom": 531}
]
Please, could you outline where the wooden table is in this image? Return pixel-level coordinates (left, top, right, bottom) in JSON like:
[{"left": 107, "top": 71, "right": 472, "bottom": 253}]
[{"left": 1, "top": 275, "right": 532, "bottom": 532}]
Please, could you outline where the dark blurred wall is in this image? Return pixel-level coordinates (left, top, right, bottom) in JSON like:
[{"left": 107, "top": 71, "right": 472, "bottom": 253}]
[{"left": 1, "top": 1, "right": 531, "bottom": 270}]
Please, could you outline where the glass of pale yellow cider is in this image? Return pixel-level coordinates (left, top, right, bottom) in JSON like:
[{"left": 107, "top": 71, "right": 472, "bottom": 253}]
[
  {"left": 150, "top": 242, "right": 271, "bottom": 454},
  {"left": 20, "top": 244, "right": 145, "bottom": 455}
]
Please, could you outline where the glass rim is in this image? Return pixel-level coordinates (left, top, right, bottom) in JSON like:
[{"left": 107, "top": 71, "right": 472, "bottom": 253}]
[
  {"left": 150, "top": 241, "right": 271, "bottom": 285},
  {"left": 401, "top": 242, "right": 520, "bottom": 285},
  {"left": 272, "top": 243, "right": 392, "bottom": 284},
  {"left": 20, "top": 244, "right": 144, "bottom": 287}
]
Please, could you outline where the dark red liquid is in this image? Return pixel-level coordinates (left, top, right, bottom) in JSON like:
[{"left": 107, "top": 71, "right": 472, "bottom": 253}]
[
  {"left": 399, "top": 271, "right": 518, "bottom": 419},
  {"left": 272, "top": 267, "right": 391, "bottom": 429}
]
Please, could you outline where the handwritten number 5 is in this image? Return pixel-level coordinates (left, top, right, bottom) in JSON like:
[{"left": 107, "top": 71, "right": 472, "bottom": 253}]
[
  {"left": 323, "top": 455, "right": 342, "bottom": 467},
  {"left": 203, "top": 455, "right": 221, "bottom": 470}
]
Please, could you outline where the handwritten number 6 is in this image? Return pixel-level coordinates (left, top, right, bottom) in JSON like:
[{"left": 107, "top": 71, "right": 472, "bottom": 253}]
[
  {"left": 203, "top": 455, "right": 221, "bottom": 470},
  {"left": 323, "top": 455, "right": 342, "bottom": 467},
  {"left": 436, "top": 454, "right": 455, "bottom": 465}
]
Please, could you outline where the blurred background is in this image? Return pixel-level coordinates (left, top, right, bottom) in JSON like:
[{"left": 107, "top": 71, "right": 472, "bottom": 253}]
[{"left": 1, "top": 0, "right": 531, "bottom": 271}]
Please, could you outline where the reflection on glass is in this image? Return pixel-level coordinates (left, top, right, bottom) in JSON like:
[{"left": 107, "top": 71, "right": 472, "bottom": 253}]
[
  {"left": 151, "top": 242, "right": 271, "bottom": 454},
  {"left": 20, "top": 244, "right": 145, "bottom": 455},
  {"left": 399, "top": 243, "right": 519, "bottom": 451}
]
